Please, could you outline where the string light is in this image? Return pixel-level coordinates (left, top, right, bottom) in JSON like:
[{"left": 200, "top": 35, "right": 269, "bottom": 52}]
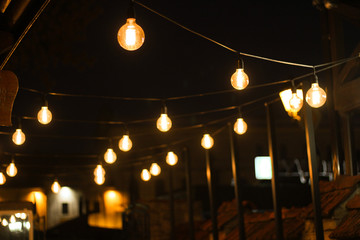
[
  {"left": 280, "top": 81, "right": 303, "bottom": 120},
  {"left": 10, "top": 215, "right": 15, "bottom": 223},
  {"left": 51, "top": 179, "right": 61, "bottom": 193},
  {"left": 141, "top": 169, "right": 151, "bottom": 181},
  {"left": 201, "top": 133, "right": 214, "bottom": 149},
  {"left": 150, "top": 162, "right": 161, "bottom": 176},
  {"left": 234, "top": 118, "right": 247, "bottom": 135},
  {"left": 156, "top": 104, "right": 172, "bottom": 132},
  {"left": 37, "top": 106, "right": 52, "bottom": 125},
  {"left": 12, "top": 128, "right": 26, "bottom": 145},
  {"left": 2, "top": 218, "right": 8, "bottom": 226},
  {"left": 166, "top": 151, "right": 178, "bottom": 166},
  {"left": 0, "top": 172, "right": 6, "bottom": 185},
  {"left": 305, "top": 68, "right": 327, "bottom": 108},
  {"left": 94, "top": 164, "right": 105, "bottom": 185},
  {"left": 230, "top": 58, "right": 249, "bottom": 90},
  {"left": 119, "top": 134, "right": 133, "bottom": 152},
  {"left": 117, "top": 2, "right": 144, "bottom": 51},
  {"left": 104, "top": 148, "right": 117, "bottom": 164},
  {"left": 6, "top": 159, "right": 18, "bottom": 177}
]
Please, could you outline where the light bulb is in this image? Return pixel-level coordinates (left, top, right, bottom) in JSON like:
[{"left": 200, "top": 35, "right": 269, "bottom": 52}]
[
  {"left": 119, "top": 134, "right": 132, "bottom": 152},
  {"left": 51, "top": 180, "right": 61, "bottom": 193},
  {"left": 0, "top": 172, "right": 6, "bottom": 185},
  {"left": 231, "top": 68, "right": 249, "bottom": 90},
  {"left": 305, "top": 83, "right": 327, "bottom": 108},
  {"left": 141, "top": 169, "right": 151, "bottom": 181},
  {"left": 104, "top": 148, "right": 117, "bottom": 164},
  {"left": 37, "top": 106, "right": 52, "bottom": 124},
  {"left": 6, "top": 162, "right": 17, "bottom": 177},
  {"left": 12, "top": 129, "right": 25, "bottom": 145},
  {"left": 10, "top": 215, "right": 15, "bottom": 223},
  {"left": 201, "top": 134, "right": 214, "bottom": 149},
  {"left": 150, "top": 163, "right": 161, "bottom": 176},
  {"left": 156, "top": 113, "right": 172, "bottom": 132},
  {"left": 117, "top": 18, "right": 145, "bottom": 51},
  {"left": 289, "top": 92, "right": 303, "bottom": 112},
  {"left": 94, "top": 164, "right": 105, "bottom": 185},
  {"left": 234, "top": 118, "right": 248, "bottom": 135},
  {"left": 2, "top": 218, "right": 8, "bottom": 226},
  {"left": 166, "top": 151, "right": 178, "bottom": 166}
]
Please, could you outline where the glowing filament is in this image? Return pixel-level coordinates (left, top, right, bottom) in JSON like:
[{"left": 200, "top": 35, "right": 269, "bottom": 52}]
[
  {"left": 117, "top": 18, "right": 145, "bottom": 51},
  {"left": 12, "top": 129, "right": 25, "bottom": 145},
  {"left": 306, "top": 83, "right": 327, "bottom": 108},
  {"left": 37, "top": 106, "right": 52, "bottom": 124},
  {"left": 104, "top": 148, "right": 117, "bottom": 164},
  {"left": 231, "top": 68, "right": 249, "bottom": 90}
]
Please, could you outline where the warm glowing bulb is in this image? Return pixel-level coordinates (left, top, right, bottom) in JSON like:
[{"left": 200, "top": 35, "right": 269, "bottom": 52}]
[
  {"left": 201, "top": 134, "right": 214, "bottom": 149},
  {"left": 104, "top": 148, "right": 117, "bottom": 164},
  {"left": 94, "top": 164, "right": 105, "bottom": 185},
  {"left": 6, "top": 162, "right": 17, "bottom": 177},
  {"left": 305, "top": 83, "right": 327, "bottom": 108},
  {"left": 37, "top": 106, "right": 52, "bottom": 124},
  {"left": 119, "top": 134, "right": 132, "bottom": 152},
  {"left": 12, "top": 129, "right": 25, "bottom": 145},
  {"left": 141, "top": 169, "right": 151, "bottom": 181},
  {"left": 231, "top": 68, "right": 249, "bottom": 90},
  {"left": 166, "top": 151, "right": 178, "bottom": 166},
  {"left": 117, "top": 18, "right": 145, "bottom": 51},
  {"left": 156, "top": 114, "right": 172, "bottom": 132},
  {"left": 150, "top": 163, "right": 161, "bottom": 176},
  {"left": 2, "top": 218, "right": 8, "bottom": 226},
  {"left": 10, "top": 215, "right": 15, "bottom": 223},
  {"left": 289, "top": 92, "right": 303, "bottom": 112},
  {"left": 234, "top": 118, "right": 248, "bottom": 135},
  {"left": 51, "top": 180, "right": 61, "bottom": 193},
  {"left": 0, "top": 172, "right": 6, "bottom": 185}
]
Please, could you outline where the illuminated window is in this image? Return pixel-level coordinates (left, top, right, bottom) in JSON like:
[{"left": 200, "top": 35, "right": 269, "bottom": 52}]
[{"left": 254, "top": 156, "right": 272, "bottom": 180}]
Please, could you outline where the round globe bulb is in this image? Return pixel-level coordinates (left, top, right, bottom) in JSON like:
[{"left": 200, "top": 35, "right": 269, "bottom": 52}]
[
  {"left": 231, "top": 68, "right": 249, "bottom": 90},
  {"left": 6, "top": 162, "right": 17, "bottom": 177},
  {"left": 104, "top": 148, "right": 117, "bottom": 164},
  {"left": 166, "top": 151, "right": 178, "bottom": 166},
  {"left": 94, "top": 164, "right": 105, "bottom": 185},
  {"left": 0, "top": 172, "right": 6, "bottom": 185},
  {"left": 234, "top": 118, "right": 248, "bottom": 135},
  {"left": 117, "top": 18, "right": 145, "bottom": 51},
  {"left": 119, "top": 134, "right": 132, "bottom": 152},
  {"left": 156, "top": 113, "right": 172, "bottom": 132},
  {"left": 141, "top": 169, "right": 151, "bottom": 181},
  {"left": 289, "top": 92, "right": 303, "bottom": 112},
  {"left": 51, "top": 180, "right": 61, "bottom": 194},
  {"left": 12, "top": 129, "right": 25, "bottom": 145},
  {"left": 150, "top": 163, "right": 161, "bottom": 176},
  {"left": 37, "top": 106, "right": 52, "bottom": 124},
  {"left": 305, "top": 83, "right": 327, "bottom": 108},
  {"left": 201, "top": 134, "right": 214, "bottom": 149}
]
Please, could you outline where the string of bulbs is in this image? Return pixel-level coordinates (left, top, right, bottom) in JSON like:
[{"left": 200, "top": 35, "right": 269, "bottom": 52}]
[{"left": 1, "top": 0, "right": 360, "bottom": 191}]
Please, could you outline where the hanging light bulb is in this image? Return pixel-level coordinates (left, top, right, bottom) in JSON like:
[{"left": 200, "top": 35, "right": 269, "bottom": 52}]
[
  {"left": 234, "top": 118, "right": 248, "bottom": 135},
  {"left": 117, "top": 3, "right": 144, "bottom": 51},
  {"left": 37, "top": 106, "right": 52, "bottom": 125},
  {"left": 94, "top": 164, "right": 105, "bottom": 185},
  {"left": 306, "top": 83, "right": 327, "bottom": 108},
  {"left": 2, "top": 218, "right": 8, "bottom": 226},
  {"left": 10, "top": 215, "right": 15, "bottom": 223},
  {"left": 156, "top": 105, "right": 172, "bottom": 132},
  {"left": 201, "top": 133, "right": 214, "bottom": 149},
  {"left": 51, "top": 179, "right": 61, "bottom": 193},
  {"left": 231, "top": 58, "right": 249, "bottom": 90},
  {"left": 104, "top": 148, "right": 117, "bottom": 164},
  {"left": 6, "top": 160, "right": 17, "bottom": 177},
  {"left": 166, "top": 151, "right": 178, "bottom": 166},
  {"left": 0, "top": 172, "right": 6, "bottom": 185},
  {"left": 12, "top": 128, "right": 25, "bottom": 145},
  {"left": 150, "top": 163, "right": 161, "bottom": 176},
  {"left": 119, "top": 134, "right": 133, "bottom": 152},
  {"left": 141, "top": 169, "right": 151, "bottom": 181}
]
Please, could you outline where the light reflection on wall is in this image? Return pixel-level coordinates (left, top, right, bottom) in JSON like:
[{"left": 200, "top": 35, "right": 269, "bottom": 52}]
[
  {"left": 88, "top": 189, "right": 129, "bottom": 229},
  {"left": 26, "top": 191, "right": 47, "bottom": 219}
]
